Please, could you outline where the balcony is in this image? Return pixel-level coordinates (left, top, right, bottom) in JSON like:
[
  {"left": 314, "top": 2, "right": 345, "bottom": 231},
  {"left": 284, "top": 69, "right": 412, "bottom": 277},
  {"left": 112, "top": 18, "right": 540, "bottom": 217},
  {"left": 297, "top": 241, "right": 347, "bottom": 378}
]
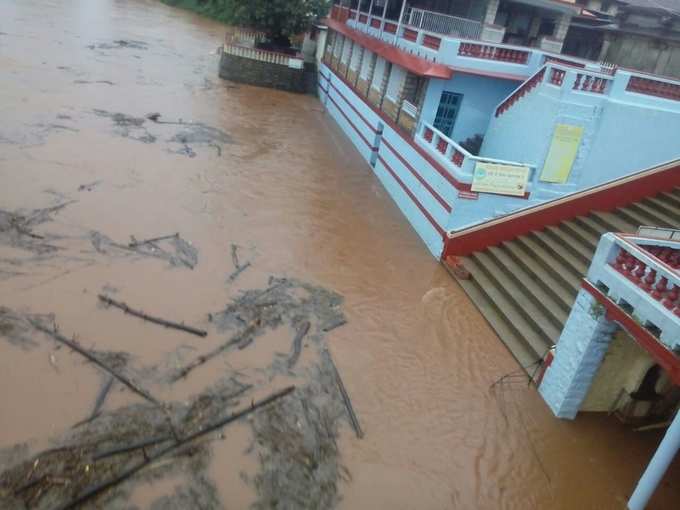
[
  {"left": 415, "top": 121, "right": 534, "bottom": 192},
  {"left": 589, "top": 231, "right": 680, "bottom": 352}
]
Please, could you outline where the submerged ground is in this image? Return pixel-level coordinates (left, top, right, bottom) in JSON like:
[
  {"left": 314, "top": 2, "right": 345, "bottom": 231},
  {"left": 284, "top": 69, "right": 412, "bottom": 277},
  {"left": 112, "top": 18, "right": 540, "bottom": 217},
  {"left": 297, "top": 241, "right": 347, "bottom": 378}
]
[{"left": 0, "top": 0, "right": 679, "bottom": 508}]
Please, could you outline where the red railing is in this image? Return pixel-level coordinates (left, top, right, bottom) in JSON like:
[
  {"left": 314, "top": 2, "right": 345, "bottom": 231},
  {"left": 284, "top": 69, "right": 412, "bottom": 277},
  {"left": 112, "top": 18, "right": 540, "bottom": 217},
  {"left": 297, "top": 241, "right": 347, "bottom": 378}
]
[
  {"left": 627, "top": 76, "right": 680, "bottom": 102},
  {"left": 573, "top": 73, "right": 609, "bottom": 94},
  {"left": 330, "top": 5, "right": 351, "bottom": 23},
  {"left": 458, "top": 43, "right": 529, "bottom": 64},
  {"left": 359, "top": 13, "right": 368, "bottom": 23},
  {"left": 423, "top": 126, "right": 434, "bottom": 143},
  {"left": 436, "top": 137, "right": 448, "bottom": 154},
  {"left": 544, "top": 56, "right": 586, "bottom": 69},
  {"left": 549, "top": 68, "right": 565, "bottom": 86},
  {"left": 370, "top": 18, "right": 381, "bottom": 29},
  {"left": 451, "top": 149, "right": 464, "bottom": 167},
  {"left": 495, "top": 68, "right": 545, "bottom": 117},
  {"left": 423, "top": 35, "right": 442, "bottom": 50},
  {"left": 612, "top": 244, "right": 680, "bottom": 315},
  {"left": 384, "top": 22, "right": 398, "bottom": 34},
  {"left": 403, "top": 28, "right": 418, "bottom": 42}
]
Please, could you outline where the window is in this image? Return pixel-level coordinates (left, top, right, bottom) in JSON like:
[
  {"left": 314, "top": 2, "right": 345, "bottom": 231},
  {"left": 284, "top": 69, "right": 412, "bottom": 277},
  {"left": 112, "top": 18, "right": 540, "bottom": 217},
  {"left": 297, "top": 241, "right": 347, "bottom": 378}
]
[{"left": 433, "top": 91, "right": 462, "bottom": 138}]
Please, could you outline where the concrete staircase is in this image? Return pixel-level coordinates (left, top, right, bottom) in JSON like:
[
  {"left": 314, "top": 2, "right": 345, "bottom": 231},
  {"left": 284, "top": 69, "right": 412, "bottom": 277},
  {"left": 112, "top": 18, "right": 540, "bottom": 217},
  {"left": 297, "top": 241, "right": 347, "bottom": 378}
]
[{"left": 449, "top": 187, "right": 680, "bottom": 370}]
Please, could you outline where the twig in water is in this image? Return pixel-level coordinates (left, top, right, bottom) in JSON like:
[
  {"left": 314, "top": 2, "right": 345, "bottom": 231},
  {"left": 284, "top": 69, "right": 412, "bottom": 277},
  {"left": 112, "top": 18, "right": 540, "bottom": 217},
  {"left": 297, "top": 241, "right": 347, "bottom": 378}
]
[
  {"left": 98, "top": 294, "right": 207, "bottom": 338},
  {"left": 230, "top": 244, "right": 240, "bottom": 269},
  {"left": 227, "top": 261, "right": 251, "bottom": 283},
  {"left": 55, "top": 386, "right": 295, "bottom": 510},
  {"left": 324, "top": 349, "right": 364, "bottom": 439},
  {"left": 72, "top": 376, "right": 115, "bottom": 428},
  {"left": 287, "top": 321, "right": 310, "bottom": 369},
  {"left": 172, "top": 319, "right": 260, "bottom": 381},
  {"left": 128, "top": 233, "right": 179, "bottom": 248},
  {"left": 92, "top": 435, "right": 173, "bottom": 461},
  {"left": 28, "top": 319, "right": 160, "bottom": 406}
]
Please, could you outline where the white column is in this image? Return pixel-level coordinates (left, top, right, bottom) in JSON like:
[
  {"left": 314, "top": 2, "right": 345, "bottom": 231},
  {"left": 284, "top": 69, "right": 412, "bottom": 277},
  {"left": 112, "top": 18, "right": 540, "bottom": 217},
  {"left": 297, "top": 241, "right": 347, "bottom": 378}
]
[
  {"left": 394, "top": 0, "right": 407, "bottom": 46},
  {"left": 484, "top": 0, "right": 500, "bottom": 26},
  {"left": 628, "top": 411, "right": 680, "bottom": 510},
  {"left": 539, "top": 289, "right": 618, "bottom": 419}
]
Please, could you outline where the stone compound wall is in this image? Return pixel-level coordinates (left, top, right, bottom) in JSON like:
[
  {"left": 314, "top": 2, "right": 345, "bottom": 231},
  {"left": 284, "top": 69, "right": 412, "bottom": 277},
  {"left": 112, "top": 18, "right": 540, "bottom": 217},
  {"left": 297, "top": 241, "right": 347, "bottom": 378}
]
[{"left": 219, "top": 52, "right": 316, "bottom": 94}]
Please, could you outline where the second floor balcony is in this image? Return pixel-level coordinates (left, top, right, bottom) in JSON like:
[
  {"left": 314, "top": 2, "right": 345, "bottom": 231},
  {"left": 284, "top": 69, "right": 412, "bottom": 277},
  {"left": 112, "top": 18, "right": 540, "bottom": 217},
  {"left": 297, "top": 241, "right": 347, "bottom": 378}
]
[{"left": 333, "top": 0, "right": 583, "bottom": 55}]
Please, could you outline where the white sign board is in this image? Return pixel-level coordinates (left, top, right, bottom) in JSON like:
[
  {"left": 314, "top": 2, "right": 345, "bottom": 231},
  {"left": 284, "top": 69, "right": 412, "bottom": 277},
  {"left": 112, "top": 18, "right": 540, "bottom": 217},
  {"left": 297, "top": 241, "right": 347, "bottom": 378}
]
[{"left": 471, "top": 162, "right": 530, "bottom": 197}]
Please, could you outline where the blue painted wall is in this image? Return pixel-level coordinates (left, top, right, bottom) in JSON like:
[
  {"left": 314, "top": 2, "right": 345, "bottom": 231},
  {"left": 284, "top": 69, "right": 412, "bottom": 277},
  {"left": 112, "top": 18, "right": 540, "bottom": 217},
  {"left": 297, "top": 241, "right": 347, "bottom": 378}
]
[{"left": 421, "top": 74, "right": 517, "bottom": 145}]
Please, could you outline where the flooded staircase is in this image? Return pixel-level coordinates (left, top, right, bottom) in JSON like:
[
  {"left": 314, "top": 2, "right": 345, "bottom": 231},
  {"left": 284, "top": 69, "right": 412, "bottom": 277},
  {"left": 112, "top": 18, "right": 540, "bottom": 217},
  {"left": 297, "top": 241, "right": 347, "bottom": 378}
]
[{"left": 448, "top": 188, "right": 680, "bottom": 370}]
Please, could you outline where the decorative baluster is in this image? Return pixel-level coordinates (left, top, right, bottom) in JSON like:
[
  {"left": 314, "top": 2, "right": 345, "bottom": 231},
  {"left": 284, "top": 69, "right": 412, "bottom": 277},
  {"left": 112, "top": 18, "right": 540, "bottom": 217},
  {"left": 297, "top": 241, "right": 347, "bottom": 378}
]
[
  {"left": 631, "top": 258, "right": 645, "bottom": 283},
  {"left": 642, "top": 268, "right": 657, "bottom": 292},
  {"left": 573, "top": 74, "right": 582, "bottom": 90},
  {"left": 652, "top": 276, "right": 668, "bottom": 300},
  {"left": 662, "top": 285, "right": 679, "bottom": 309}
]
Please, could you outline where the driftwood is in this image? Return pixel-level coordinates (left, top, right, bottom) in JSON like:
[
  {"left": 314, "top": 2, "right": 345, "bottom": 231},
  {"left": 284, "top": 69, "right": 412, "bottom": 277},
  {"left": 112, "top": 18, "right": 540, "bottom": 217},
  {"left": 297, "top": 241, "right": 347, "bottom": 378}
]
[
  {"left": 72, "top": 376, "right": 115, "bottom": 428},
  {"left": 92, "top": 435, "right": 173, "bottom": 461},
  {"left": 28, "top": 320, "right": 160, "bottom": 406},
  {"left": 230, "top": 244, "right": 240, "bottom": 269},
  {"left": 287, "top": 321, "right": 310, "bottom": 369},
  {"left": 172, "top": 319, "right": 260, "bottom": 381},
  {"left": 98, "top": 294, "right": 207, "bottom": 338},
  {"left": 227, "top": 261, "right": 251, "bottom": 283},
  {"left": 55, "top": 386, "right": 295, "bottom": 510},
  {"left": 322, "top": 318, "right": 347, "bottom": 333},
  {"left": 128, "top": 233, "right": 179, "bottom": 248},
  {"left": 325, "top": 349, "right": 364, "bottom": 439}
]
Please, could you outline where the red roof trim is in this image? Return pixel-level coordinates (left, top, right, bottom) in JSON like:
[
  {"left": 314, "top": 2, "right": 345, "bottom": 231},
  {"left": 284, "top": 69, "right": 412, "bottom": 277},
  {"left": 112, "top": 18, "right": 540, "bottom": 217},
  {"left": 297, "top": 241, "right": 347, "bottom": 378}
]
[{"left": 325, "top": 18, "right": 454, "bottom": 79}]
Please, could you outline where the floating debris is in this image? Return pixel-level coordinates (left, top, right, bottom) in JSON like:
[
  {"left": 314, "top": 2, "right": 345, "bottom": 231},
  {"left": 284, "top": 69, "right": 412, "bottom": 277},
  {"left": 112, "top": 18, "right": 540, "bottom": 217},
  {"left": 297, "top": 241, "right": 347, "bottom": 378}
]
[
  {"left": 0, "top": 201, "right": 74, "bottom": 254},
  {"left": 90, "top": 231, "right": 198, "bottom": 269}
]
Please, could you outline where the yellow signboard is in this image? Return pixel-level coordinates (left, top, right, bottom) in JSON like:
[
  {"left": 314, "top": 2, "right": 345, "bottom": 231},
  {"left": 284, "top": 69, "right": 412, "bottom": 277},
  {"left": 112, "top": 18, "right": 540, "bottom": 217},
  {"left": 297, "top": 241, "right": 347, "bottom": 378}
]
[
  {"left": 471, "top": 162, "right": 530, "bottom": 197},
  {"left": 540, "top": 124, "right": 584, "bottom": 184}
]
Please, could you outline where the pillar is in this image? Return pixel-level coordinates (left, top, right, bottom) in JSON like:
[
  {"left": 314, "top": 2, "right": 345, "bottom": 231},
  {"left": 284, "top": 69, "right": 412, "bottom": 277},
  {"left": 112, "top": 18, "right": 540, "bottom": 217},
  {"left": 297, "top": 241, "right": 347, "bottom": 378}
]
[
  {"left": 484, "top": 0, "right": 500, "bottom": 26},
  {"left": 539, "top": 289, "right": 618, "bottom": 419},
  {"left": 553, "top": 13, "right": 572, "bottom": 43},
  {"left": 628, "top": 411, "right": 680, "bottom": 510}
]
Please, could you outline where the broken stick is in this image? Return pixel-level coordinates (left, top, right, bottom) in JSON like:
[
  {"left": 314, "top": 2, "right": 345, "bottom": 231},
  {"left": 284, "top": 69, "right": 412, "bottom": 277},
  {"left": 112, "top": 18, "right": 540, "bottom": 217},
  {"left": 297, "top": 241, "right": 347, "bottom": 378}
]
[
  {"left": 227, "top": 261, "right": 251, "bottom": 283},
  {"left": 172, "top": 319, "right": 260, "bottom": 381},
  {"left": 72, "top": 376, "right": 115, "bottom": 428},
  {"left": 56, "top": 386, "right": 295, "bottom": 510},
  {"left": 287, "top": 321, "right": 310, "bottom": 369},
  {"left": 28, "top": 319, "right": 160, "bottom": 406},
  {"left": 230, "top": 243, "right": 240, "bottom": 269},
  {"left": 98, "top": 294, "right": 207, "bottom": 338},
  {"left": 324, "top": 349, "right": 364, "bottom": 439},
  {"left": 128, "top": 233, "right": 179, "bottom": 248}
]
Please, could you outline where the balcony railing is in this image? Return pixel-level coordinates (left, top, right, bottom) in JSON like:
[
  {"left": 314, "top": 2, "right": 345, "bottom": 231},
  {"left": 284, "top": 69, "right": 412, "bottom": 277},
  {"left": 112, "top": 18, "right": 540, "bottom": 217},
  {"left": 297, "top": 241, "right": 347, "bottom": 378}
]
[
  {"left": 403, "top": 7, "right": 482, "bottom": 40},
  {"left": 417, "top": 122, "right": 532, "bottom": 188},
  {"left": 589, "top": 232, "right": 680, "bottom": 351},
  {"left": 222, "top": 44, "right": 304, "bottom": 69}
]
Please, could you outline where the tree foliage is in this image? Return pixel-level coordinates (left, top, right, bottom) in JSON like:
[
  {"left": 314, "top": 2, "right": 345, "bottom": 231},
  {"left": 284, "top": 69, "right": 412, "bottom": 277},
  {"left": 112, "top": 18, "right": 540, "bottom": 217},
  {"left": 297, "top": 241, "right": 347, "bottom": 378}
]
[
  {"left": 231, "top": 0, "right": 330, "bottom": 38},
  {"left": 163, "top": 0, "right": 330, "bottom": 39}
]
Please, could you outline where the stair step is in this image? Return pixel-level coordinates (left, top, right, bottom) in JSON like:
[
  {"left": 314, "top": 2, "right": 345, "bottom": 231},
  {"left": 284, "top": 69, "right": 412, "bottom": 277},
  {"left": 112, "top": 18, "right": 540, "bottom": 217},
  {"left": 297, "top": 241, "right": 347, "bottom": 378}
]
[
  {"left": 617, "top": 205, "right": 666, "bottom": 229},
  {"left": 628, "top": 202, "right": 679, "bottom": 229},
  {"left": 459, "top": 257, "right": 552, "bottom": 363},
  {"left": 658, "top": 191, "right": 680, "bottom": 211},
  {"left": 559, "top": 220, "right": 600, "bottom": 251},
  {"left": 446, "top": 264, "right": 540, "bottom": 370},
  {"left": 572, "top": 215, "right": 607, "bottom": 239},
  {"left": 501, "top": 240, "right": 577, "bottom": 312},
  {"left": 643, "top": 197, "right": 680, "bottom": 225},
  {"left": 513, "top": 235, "right": 582, "bottom": 295},
  {"left": 486, "top": 246, "right": 569, "bottom": 328},
  {"left": 531, "top": 230, "right": 590, "bottom": 276},
  {"left": 590, "top": 211, "right": 637, "bottom": 233}
]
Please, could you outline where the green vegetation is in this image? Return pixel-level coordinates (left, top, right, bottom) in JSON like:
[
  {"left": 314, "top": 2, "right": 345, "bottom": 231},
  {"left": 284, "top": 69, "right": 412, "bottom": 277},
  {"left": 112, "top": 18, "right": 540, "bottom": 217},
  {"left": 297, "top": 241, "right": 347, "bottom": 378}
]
[{"left": 162, "top": 0, "right": 330, "bottom": 40}]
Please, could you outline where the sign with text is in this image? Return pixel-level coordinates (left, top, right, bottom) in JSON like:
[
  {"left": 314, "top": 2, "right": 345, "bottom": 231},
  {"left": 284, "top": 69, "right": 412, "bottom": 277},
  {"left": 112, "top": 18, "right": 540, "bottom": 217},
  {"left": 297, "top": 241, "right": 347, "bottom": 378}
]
[
  {"left": 540, "top": 124, "right": 584, "bottom": 184},
  {"left": 471, "top": 162, "right": 530, "bottom": 197}
]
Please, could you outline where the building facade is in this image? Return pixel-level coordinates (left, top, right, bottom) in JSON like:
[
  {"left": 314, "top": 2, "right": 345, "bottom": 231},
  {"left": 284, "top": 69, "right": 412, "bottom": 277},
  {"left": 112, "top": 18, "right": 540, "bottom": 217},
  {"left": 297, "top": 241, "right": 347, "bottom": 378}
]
[{"left": 321, "top": 1, "right": 680, "bottom": 257}]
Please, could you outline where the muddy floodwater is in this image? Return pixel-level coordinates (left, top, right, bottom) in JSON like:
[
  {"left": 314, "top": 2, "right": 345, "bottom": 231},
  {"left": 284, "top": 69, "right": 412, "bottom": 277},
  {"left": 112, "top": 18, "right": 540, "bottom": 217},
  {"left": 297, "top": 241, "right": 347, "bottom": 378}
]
[{"left": 1, "top": 0, "right": 679, "bottom": 508}]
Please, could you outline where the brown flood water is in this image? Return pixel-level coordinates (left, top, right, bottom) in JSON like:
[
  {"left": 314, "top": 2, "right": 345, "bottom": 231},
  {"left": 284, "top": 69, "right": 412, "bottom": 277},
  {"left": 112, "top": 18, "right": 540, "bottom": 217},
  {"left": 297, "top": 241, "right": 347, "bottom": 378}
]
[{"left": 1, "top": 0, "right": 678, "bottom": 508}]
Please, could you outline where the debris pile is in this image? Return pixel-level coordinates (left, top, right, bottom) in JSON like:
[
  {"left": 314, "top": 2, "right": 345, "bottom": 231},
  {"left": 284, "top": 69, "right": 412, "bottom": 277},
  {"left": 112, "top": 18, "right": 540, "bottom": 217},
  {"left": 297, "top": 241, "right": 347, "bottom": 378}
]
[
  {"left": 0, "top": 277, "right": 358, "bottom": 509},
  {"left": 90, "top": 231, "right": 198, "bottom": 269},
  {"left": 0, "top": 202, "right": 73, "bottom": 254}
]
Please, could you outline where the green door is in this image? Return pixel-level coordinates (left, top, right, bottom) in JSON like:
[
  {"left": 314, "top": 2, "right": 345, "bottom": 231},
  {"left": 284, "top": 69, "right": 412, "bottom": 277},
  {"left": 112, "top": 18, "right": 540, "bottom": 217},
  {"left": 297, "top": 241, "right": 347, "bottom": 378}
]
[{"left": 433, "top": 91, "right": 462, "bottom": 138}]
